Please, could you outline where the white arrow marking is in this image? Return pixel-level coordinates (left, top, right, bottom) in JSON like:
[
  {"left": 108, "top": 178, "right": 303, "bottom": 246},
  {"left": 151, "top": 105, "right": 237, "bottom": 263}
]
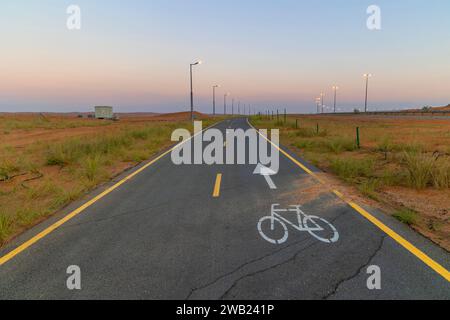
[
  {"left": 253, "top": 164, "right": 277, "bottom": 190},
  {"left": 263, "top": 175, "right": 277, "bottom": 190}
]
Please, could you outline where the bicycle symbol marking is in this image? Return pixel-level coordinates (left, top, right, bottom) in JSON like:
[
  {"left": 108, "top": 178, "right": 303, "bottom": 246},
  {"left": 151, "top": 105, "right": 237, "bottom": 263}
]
[{"left": 257, "top": 204, "right": 339, "bottom": 245}]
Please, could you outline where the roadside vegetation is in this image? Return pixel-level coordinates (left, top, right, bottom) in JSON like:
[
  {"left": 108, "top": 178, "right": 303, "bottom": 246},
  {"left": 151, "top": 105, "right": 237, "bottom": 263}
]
[
  {"left": 251, "top": 114, "right": 450, "bottom": 250},
  {"left": 0, "top": 114, "right": 220, "bottom": 245},
  {"left": 0, "top": 114, "right": 112, "bottom": 133}
]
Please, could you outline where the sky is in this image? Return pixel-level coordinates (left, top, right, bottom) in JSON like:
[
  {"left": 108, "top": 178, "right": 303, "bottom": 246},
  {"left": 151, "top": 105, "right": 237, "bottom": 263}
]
[{"left": 0, "top": 0, "right": 449, "bottom": 114}]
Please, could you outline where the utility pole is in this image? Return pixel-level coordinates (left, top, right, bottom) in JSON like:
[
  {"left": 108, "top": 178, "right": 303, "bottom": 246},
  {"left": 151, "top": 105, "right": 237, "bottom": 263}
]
[
  {"left": 212, "top": 85, "right": 219, "bottom": 115},
  {"left": 332, "top": 86, "right": 339, "bottom": 113},
  {"left": 224, "top": 93, "right": 229, "bottom": 115},
  {"left": 189, "top": 60, "right": 202, "bottom": 121},
  {"left": 320, "top": 93, "right": 325, "bottom": 114},
  {"left": 364, "top": 74, "right": 372, "bottom": 112}
]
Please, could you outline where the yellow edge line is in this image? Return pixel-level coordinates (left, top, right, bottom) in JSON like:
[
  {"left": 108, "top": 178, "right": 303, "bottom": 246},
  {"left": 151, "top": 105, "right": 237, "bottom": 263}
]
[
  {"left": 248, "top": 119, "right": 450, "bottom": 282},
  {"left": 213, "top": 174, "right": 223, "bottom": 198},
  {"left": 0, "top": 121, "right": 221, "bottom": 266}
]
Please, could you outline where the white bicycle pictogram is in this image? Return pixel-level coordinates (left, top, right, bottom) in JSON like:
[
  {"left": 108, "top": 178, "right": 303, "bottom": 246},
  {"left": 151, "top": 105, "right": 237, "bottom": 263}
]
[{"left": 257, "top": 204, "right": 339, "bottom": 245}]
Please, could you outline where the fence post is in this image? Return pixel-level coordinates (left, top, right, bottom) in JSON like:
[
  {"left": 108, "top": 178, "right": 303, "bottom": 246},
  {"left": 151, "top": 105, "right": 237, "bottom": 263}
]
[
  {"left": 284, "top": 108, "right": 287, "bottom": 124},
  {"left": 356, "top": 127, "right": 360, "bottom": 149},
  {"left": 295, "top": 119, "right": 298, "bottom": 129},
  {"left": 316, "top": 123, "right": 319, "bottom": 134}
]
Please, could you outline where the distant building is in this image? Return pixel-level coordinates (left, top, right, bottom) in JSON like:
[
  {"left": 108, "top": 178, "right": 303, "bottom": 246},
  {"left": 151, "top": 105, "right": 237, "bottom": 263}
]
[{"left": 95, "top": 106, "right": 113, "bottom": 119}]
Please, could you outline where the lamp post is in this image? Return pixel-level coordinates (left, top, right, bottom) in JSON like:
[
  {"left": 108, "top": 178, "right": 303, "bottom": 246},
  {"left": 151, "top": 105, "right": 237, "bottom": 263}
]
[
  {"left": 212, "top": 85, "right": 220, "bottom": 115},
  {"left": 224, "top": 93, "right": 229, "bottom": 115},
  {"left": 332, "top": 86, "right": 339, "bottom": 113},
  {"left": 320, "top": 93, "right": 325, "bottom": 113},
  {"left": 364, "top": 73, "right": 372, "bottom": 112},
  {"left": 189, "top": 60, "right": 202, "bottom": 121}
]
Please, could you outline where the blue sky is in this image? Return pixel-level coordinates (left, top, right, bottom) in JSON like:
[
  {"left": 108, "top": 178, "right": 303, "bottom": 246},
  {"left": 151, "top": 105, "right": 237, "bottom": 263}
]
[{"left": 0, "top": 0, "right": 449, "bottom": 113}]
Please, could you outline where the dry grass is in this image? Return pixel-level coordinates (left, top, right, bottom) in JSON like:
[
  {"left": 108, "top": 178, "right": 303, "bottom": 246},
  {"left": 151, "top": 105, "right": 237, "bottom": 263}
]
[
  {"left": 0, "top": 114, "right": 113, "bottom": 131},
  {"left": 0, "top": 113, "right": 221, "bottom": 245},
  {"left": 251, "top": 114, "right": 450, "bottom": 250}
]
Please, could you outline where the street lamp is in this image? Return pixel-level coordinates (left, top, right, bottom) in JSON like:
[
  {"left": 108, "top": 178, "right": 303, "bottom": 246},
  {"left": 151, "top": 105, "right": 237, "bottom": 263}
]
[
  {"left": 315, "top": 98, "right": 321, "bottom": 114},
  {"left": 212, "top": 85, "right": 220, "bottom": 115},
  {"left": 363, "top": 73, "right": 372, "bottom": 112},
  {"left": 190, "top": 60, "right": 202, "bottom": 121},
  {"left": 320, "top": 93, "right": 325, "bottom": 113},
  {"left": 224, "top": 93, "right": 229, "bottom": 115},
  {"left": 332, "top": 86, "right": 339, "bottom": 113}
]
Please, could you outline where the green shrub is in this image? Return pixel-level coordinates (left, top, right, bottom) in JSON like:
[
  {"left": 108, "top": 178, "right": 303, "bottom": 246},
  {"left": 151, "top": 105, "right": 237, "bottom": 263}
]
[
  {"left": 326, "top": 137, "right": 357, "bottom": 154},
  {"left": 329, "top": 157, "right": 374, "bottom": 181},
  {"left": 431, "top": 159, "right": 450, "bottom": 188},
  {"left": 46, "top": 141, "right": 80, "bottom": 166},
  {"left": 27, "top": 180, "right": 62, "bottom": 200},
  {"left": 16, "top": 207, "right": 46, "bottom": 227},
  {"left": 83, "top": 155, "right": 102, "bottom": 182},
  {"left": 295, "top": 140, "right": 315, "bottom": 149},
  {"left": 0, "top": 213, "right": 13, "bottom": 244},
  {"left": 401, "top": 142, "right": 424, "bottom": 153},
  {"left": 295, "top": 128, "right": 316, "bottom": 138},
  {"left": 393, "top": 208, "right": 417, "bottom": 226},
  {"left": 358, "top": 179, "right": 380, "bottom": 200},
  {"left": 0, "top": 160, "right": 20, "bottom": 180},
  {"left": 130, "top": 129, "right": 150, "bottom": 140},
  {"left": 377, "top": 136, "right": 393, "bottom": 159},
  {"left": 380, "top": 169, "right": 404, "bottom": 187},
  {"left": 403, "top": 151, "right": 435, "bottom": 189}
]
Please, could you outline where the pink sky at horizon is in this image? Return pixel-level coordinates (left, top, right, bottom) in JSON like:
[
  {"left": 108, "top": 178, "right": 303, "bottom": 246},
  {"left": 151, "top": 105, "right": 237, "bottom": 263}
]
[{"left": 1, "top": 1, "right": 449, "bottom": 113}]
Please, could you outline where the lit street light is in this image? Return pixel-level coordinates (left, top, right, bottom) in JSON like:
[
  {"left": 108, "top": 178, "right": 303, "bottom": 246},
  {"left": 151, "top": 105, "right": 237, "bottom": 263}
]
[
  {"left": 364, "top": 73, "right": 372, "bottom": 112},
  {"left": 212, "top": 85, "right": 220, "bottom": 115},
  {"left": 189, "top": 60, "right": 202, "bottom": 121}
]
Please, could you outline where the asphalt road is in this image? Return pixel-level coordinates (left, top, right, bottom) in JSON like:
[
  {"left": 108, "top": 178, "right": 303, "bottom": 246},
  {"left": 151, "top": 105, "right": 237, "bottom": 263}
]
[{"left": 0, "top": 117, "right": 449, "bottom": 299}]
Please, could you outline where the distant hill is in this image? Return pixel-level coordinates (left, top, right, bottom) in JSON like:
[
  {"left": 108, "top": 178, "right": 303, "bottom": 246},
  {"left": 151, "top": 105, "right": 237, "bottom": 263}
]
[
  {"left": 150, "top": 111, "right": 208, "bottom": 121},
  {"left": 112, "top": 111, "right": 208, "bottom": 123},
  {"left": 401, "top": 104, "right": 450, "bottom": 113},
  {"left": 432, "top": 105, "right": 450, "bottom": 111}
]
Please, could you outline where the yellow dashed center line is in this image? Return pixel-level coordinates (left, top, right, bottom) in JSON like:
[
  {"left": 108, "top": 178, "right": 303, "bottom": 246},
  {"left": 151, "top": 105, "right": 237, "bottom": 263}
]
[{"left": 213, "top": 174, "right": 223, "bottom": 198}]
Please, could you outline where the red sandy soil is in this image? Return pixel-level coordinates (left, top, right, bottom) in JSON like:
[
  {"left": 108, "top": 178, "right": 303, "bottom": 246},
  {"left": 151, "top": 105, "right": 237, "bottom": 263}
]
[{"left": 1, "top": 111, "right": 207, "bottom": 149}]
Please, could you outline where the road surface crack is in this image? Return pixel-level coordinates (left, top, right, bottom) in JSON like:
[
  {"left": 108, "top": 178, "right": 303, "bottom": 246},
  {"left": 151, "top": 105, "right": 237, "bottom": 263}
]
[
  {"left": 218, "top": 241, "right": 320, "bottom": 300},
  {"left": 322, "top": 235, "right": 386, "bottom": 300},
  {"left": 185, "top": 237, "right": 312, "bottom": 300},
  {"left": 186, "top": 212, "right": 349, "bottom": 300}
]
